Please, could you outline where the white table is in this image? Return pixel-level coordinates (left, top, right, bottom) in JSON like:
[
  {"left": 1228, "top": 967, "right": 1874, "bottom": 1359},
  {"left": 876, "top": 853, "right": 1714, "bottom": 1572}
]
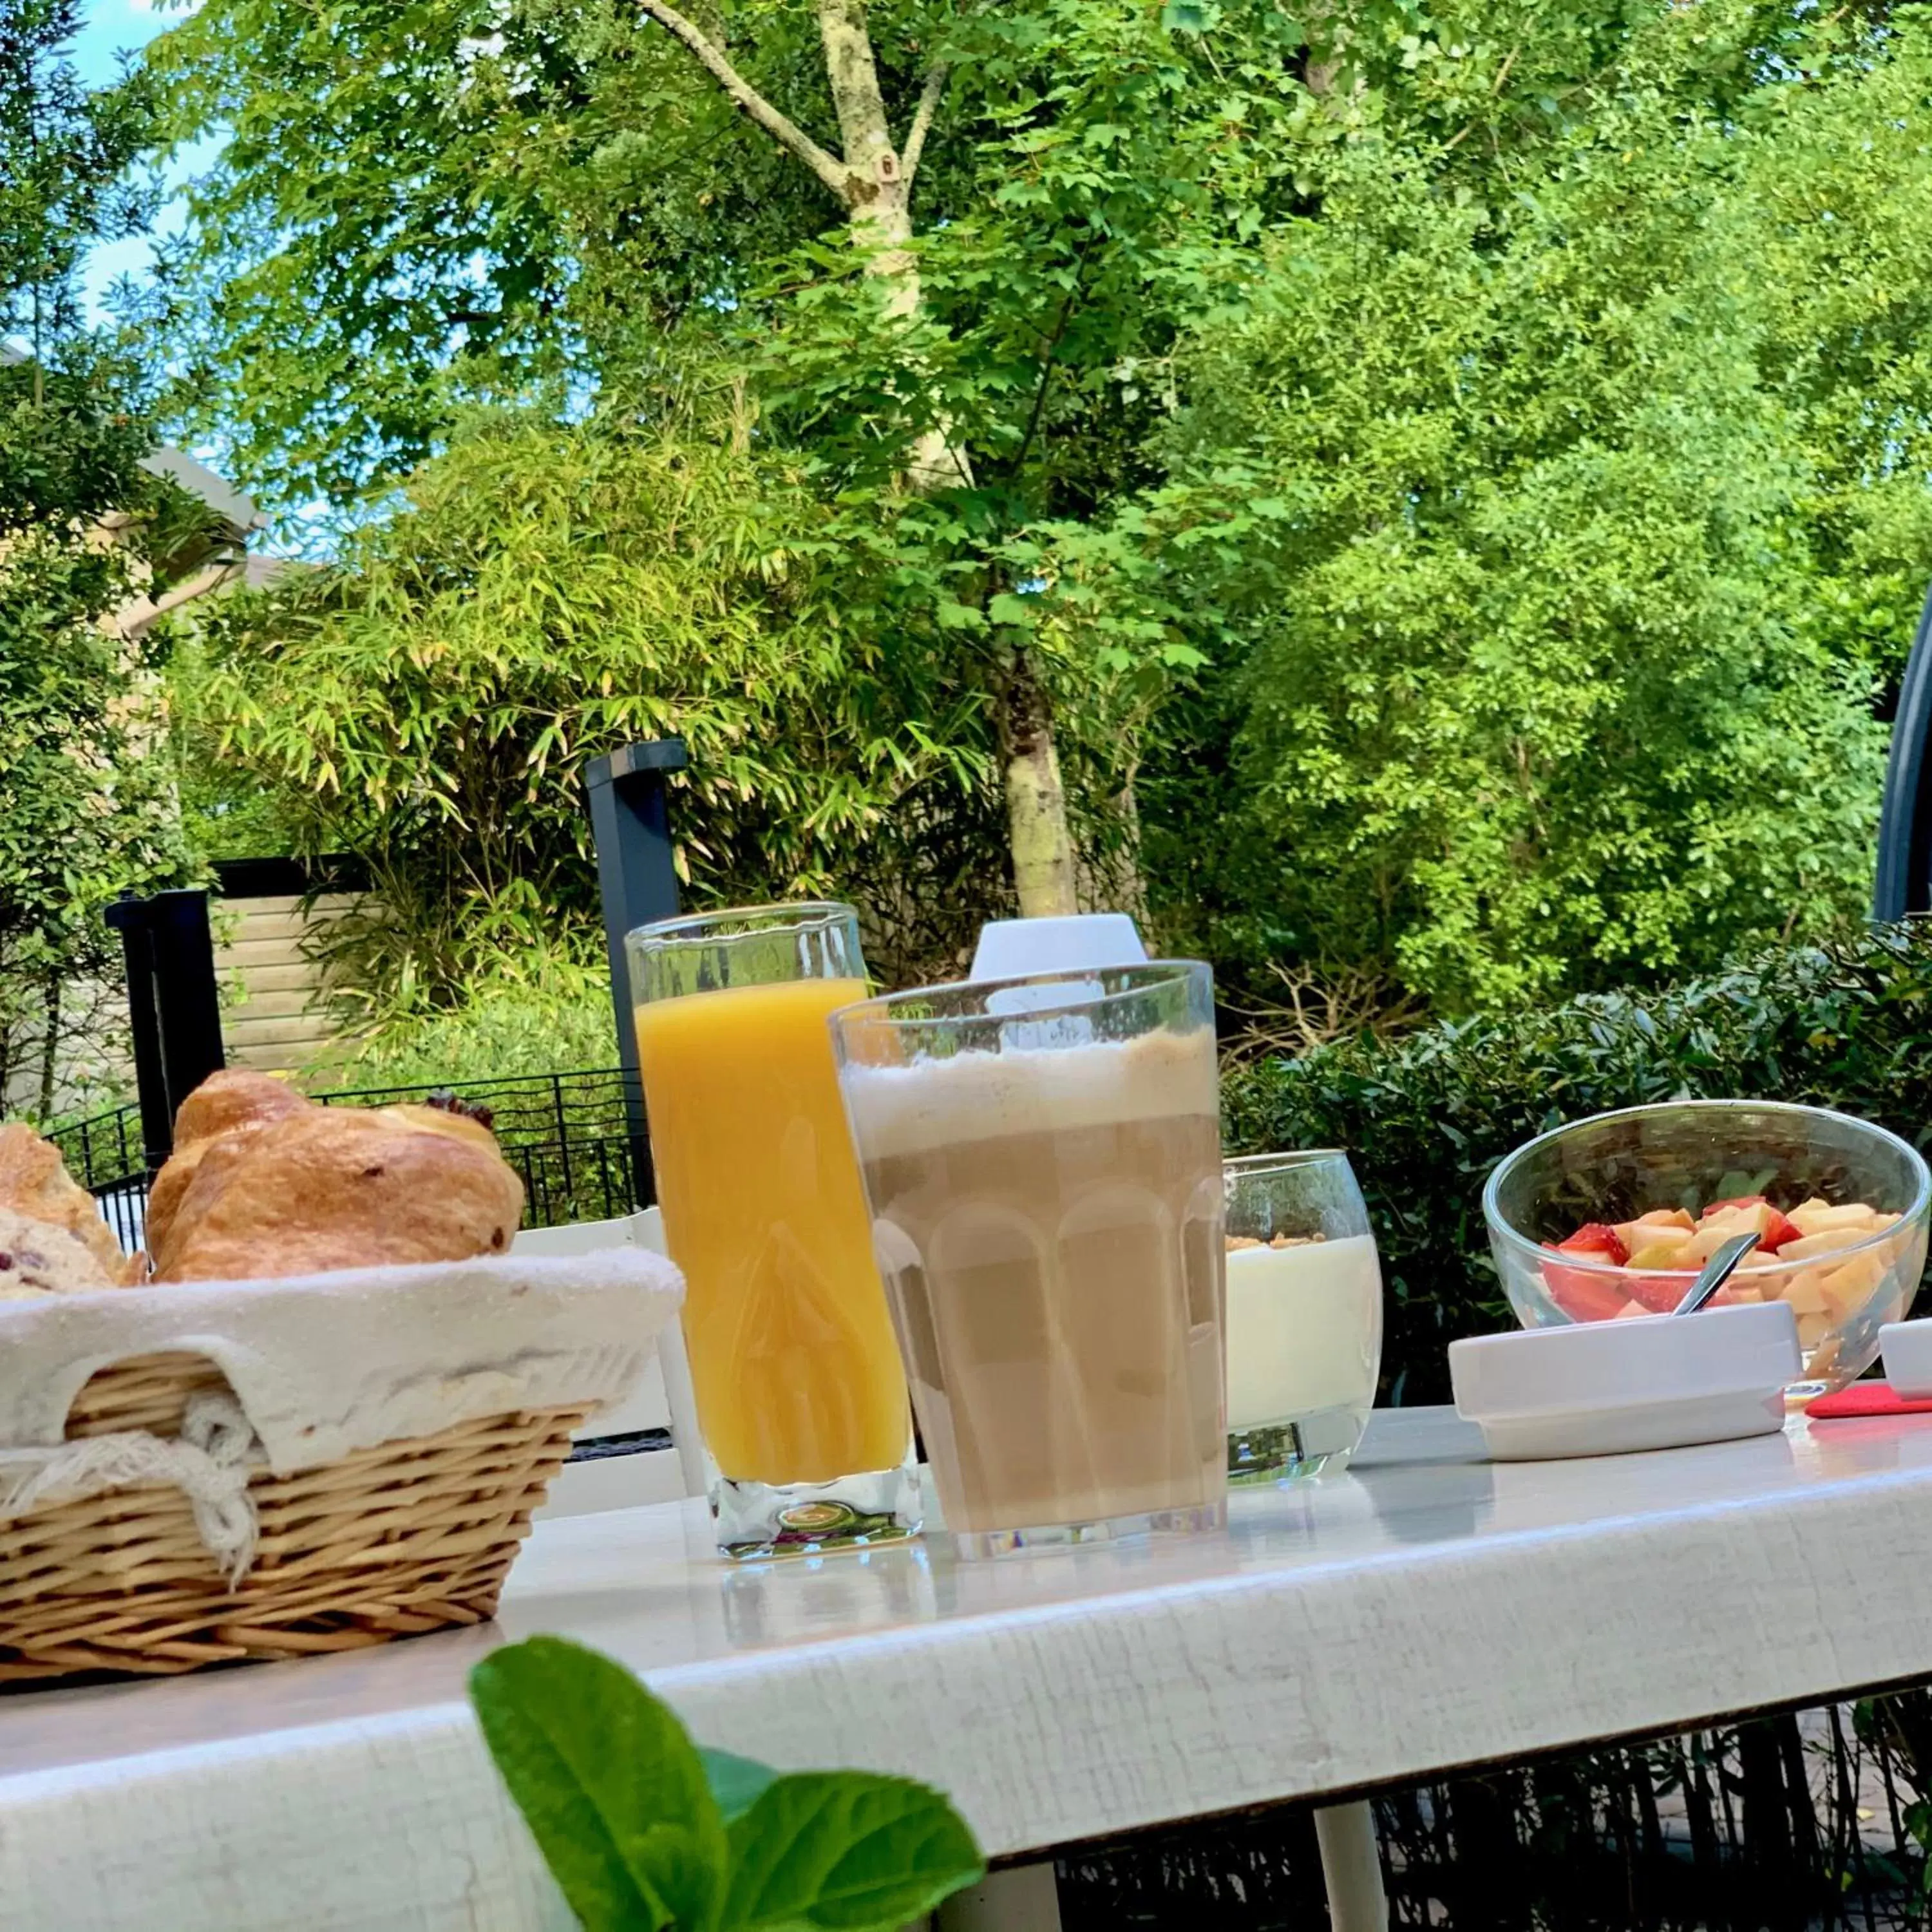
[{"left": 7, "top": 1406, "right": 1932, "bottom": 1930}]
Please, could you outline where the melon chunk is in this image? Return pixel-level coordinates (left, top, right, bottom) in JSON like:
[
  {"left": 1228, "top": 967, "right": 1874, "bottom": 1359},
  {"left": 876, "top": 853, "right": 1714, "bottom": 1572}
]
[
  {"left": 1627, "top": 1238, "right": 1694, "bottom": 1271},
  {"left": 1615, "top": 1209, "right": 1695, "bottom": 1251},
  {"left": 1786, "top": 1202, "right": 1880, "bottom": 1237},
  {"left": 1819, "top": 1251, "right": 1886, "bottom": 1316},
  {"left": 1777, "top": 1226, "right": 1875, "bottom": 1262},
  {"left": 1779, "top": 1271, "right": 1830, "bottom": 1317}
]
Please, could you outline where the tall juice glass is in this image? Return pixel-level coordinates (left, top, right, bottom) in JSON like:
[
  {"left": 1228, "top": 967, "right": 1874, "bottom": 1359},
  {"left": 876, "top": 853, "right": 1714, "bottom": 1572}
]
[
  {"left": 831, "top": 962, "right": 1227, "bottom": 1559},
  {"left": 627, "top": 902, "right": 918, "bottom": 1558}
]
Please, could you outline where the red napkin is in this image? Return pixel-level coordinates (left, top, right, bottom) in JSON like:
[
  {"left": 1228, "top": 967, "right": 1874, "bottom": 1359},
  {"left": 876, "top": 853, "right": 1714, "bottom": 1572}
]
[{"left": 1806, "top": 1380, "right": 1932, "bottom": 1419}]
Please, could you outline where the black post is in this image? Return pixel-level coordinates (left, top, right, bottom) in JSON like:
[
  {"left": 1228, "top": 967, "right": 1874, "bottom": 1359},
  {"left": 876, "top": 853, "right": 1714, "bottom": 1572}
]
[
  {"left": 105, "top": 889, "right": 226, "bottom": 1172},
  {"left": 1874, "top": 580, "right": 1932, "bottom": 920},
  {"left": 584, "top": 739, "right": 688, "bottom": 1205}
]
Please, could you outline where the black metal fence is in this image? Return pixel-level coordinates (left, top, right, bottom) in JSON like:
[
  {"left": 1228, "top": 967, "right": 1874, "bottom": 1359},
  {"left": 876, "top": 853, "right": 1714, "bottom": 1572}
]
[{"left": 51, "top": 1067, "right": 646, "bottom": 1252}]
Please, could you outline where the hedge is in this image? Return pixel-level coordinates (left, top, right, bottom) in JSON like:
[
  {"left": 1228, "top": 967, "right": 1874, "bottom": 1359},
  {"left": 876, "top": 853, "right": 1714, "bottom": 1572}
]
[{"left": 1221, "top": 925, "right": 1932, "bottom": 1405}]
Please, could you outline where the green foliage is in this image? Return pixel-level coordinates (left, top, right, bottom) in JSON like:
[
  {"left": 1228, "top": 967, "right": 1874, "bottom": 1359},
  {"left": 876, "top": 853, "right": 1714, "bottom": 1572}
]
[
  {"left": 182, "top": 401, "right": 1002, "bottom": 1009},
  {"left": 0, "top": 0, "right": 154, "bottom": 346},
  {"left": 1106, "top": 1, "right": 1932, "bottom": 1010},
  {"left": 312, "top": 943, "right": 616, "bottom": 1091},
  {"left": 1222, "top": 922, "right": 1932, "bottom": 1404},
  {"left": 469, "top": 1636, "right": 984, "bottom": 1932},
  {"left": 1745, "top": 7, "right": 1932, "bottom": 687},
  {"left": 148, "top": 0, "right": 1932, "bottom": 1014},
  {"left": 0, "top": 3, "right": 195, "bottom": 1117}
]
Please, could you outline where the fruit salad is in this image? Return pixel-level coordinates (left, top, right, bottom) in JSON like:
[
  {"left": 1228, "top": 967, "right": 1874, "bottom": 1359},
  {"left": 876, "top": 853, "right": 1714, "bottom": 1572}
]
[{"left": 1544, "top": 1194, "right": 1906, "bottom": 1381}]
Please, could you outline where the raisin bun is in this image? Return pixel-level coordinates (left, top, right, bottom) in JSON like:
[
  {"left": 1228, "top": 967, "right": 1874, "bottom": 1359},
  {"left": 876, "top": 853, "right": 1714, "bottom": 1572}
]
[
  {"left": 0, "top": 1121, "right": 126, "bottom": 1280},
  {"left": 0, "top": 1207, "right": 117, "bottom": 1298},
  {"left": 151, "top": 1102, "right": 526, "bottom": 1283}
]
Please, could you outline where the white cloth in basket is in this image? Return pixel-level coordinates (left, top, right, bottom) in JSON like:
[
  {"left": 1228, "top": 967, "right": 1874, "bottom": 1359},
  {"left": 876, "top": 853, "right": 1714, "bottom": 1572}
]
[{"left": 0, "top": 1246, "right": 684, "bottom": 1474}]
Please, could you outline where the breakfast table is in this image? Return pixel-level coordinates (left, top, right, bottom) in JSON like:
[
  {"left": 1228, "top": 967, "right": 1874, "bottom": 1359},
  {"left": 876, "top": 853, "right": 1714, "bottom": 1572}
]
[{"left": 8, "top": 1402, "right": 1932, "bottom": 1929}]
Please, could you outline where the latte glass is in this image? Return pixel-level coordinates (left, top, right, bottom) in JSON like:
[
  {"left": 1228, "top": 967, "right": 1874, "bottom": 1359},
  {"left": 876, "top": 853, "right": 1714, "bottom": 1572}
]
[{"left": 831, "top": 962, "right": 1226, "bottom": 1558}]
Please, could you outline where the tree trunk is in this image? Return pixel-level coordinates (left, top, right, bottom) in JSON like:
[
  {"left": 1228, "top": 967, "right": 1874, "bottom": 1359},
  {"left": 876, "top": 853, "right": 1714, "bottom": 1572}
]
[
  {"left": 37, "top": 975, "right": 59, "bottom": 1122},
  {"left": 813, "top": 1, "right": 1076, "bottom": 908},
  {"left": 815, "top": 0, "right": 962, "bottom": 491},
  {"left": 648, "top": 0, "right": 1082, "bottom": 913},
  {"left": 996, "top": 642, "right": 1078, "bottom": 918}
]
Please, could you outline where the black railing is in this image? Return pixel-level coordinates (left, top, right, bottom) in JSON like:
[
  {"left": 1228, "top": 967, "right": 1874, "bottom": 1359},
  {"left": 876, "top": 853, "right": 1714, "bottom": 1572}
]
[
  {"left": 1876, "top": 580, "right": 1932, "bottom": 920},
  {"left": 52, "top": 1066, "right": 647, "bottom": 1251}
]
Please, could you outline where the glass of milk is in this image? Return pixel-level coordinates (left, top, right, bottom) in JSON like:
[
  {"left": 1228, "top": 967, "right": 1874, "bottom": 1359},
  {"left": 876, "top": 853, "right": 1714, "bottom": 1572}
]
[{"left": 1223, "top": 1151, "right": 1384, "bottom": 1482}]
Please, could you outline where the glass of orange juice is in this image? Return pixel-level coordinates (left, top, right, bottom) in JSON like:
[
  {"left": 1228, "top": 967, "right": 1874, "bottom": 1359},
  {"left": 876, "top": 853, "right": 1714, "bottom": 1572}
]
[{"left": 627, "top": 901, "right": 918, "bottom": 1558}]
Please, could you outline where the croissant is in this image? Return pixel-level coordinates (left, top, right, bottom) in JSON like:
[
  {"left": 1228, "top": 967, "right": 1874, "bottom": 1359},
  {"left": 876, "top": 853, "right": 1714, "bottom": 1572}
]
[{"left": 151, "top": 1092, "right": 526, "bottom": 1283}]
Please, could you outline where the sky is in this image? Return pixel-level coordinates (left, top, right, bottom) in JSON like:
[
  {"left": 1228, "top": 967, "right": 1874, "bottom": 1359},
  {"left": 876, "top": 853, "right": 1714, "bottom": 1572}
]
[
  {"left": 62, "top": 3, "right": 316, "bottom": 540},
  {"left": 70, "top": 0, "right": 204, "bottom": 322}
]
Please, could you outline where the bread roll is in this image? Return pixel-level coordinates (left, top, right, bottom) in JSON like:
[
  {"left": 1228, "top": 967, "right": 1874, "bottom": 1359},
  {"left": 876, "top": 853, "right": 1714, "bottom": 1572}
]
[
  {"left": 153, "top": 1106, "right": 526, "bottom": 1283},
  {"left": 0, "top": 1206, "right": 116, "bottom": 1297},
  {"left": 0, "top": 1121, "right": 126, "bottom": 1279},
  {"left": 146, "top": 1068, "right": 312, "bottom": 1270}
]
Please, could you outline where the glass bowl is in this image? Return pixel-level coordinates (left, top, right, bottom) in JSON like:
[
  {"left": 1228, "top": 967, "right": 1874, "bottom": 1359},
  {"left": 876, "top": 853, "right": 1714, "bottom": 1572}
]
[{"left": 1483, "top": 1101, "right": 1931, "bottom": 1397}]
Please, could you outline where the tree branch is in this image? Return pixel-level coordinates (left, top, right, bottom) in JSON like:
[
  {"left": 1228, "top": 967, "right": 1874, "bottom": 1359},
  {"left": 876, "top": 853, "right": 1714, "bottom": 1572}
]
[
  {"left": 117, "top": 559, "right": 249, "bottom": 639},
  {"left": 638, "top": 0, "right": 849, "bottom": 199},
  {"left": 901, "top": 60, "right": 949, "bottom": 191}
]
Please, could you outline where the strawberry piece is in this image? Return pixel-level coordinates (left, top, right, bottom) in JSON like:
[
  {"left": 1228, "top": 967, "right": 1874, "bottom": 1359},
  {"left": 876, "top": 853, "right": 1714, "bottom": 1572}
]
[
  {"left": 1757, "top": 1209, "right": 1803, "bottom": 1253},
  {"left": 1622, "top": 1271, "right": 1691, "bottom": 1314},
  {"left": 1557, "top": 1222, "right": 1629, "bottom": 1265},
  {"left": 1544, "top": 1262, "right": 1631, "bottom": 1323}
]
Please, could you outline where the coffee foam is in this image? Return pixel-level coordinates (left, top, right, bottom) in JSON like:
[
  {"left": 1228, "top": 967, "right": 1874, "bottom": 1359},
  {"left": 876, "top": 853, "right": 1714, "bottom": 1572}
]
[{"left": 840, "top": 1025, "right": 1220, "bottom": 1159}]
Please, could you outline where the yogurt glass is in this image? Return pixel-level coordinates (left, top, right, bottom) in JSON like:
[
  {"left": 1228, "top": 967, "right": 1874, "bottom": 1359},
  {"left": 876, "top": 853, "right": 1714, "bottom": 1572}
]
[{"left": 1223, "top": 1150, "right": 1383, "bottom": 1481}]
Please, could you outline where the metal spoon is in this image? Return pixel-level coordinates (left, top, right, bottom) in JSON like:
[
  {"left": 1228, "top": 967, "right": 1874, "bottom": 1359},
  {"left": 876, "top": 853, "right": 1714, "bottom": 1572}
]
[{"left": 1673, "top": 1231, "right": 1762, "bottom": 1317}]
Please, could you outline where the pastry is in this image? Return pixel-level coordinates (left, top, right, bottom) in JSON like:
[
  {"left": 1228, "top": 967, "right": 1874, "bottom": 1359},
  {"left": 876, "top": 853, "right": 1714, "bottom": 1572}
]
[
  {"left": 0, "top": 1206, "right": 116, "bottom": 1298},
  {"left": 152, "top": 1101, "right": 526, "bottom": 1283},
  {"left": 0, "top": 1121, "right": 126, "bottom": 1279},
  {"left": 375, "top": 1101, "right": 501, "bottom": 1154},
  {"left": 144, "top": 1068, "right": 312, "bottom": 1267}
]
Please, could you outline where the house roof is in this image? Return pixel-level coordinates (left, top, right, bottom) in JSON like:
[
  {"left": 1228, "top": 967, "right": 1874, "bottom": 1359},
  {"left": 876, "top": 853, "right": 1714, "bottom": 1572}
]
[
  {"left": 1, "top": 340, "right": 264, "bottom": 538},
  {"left": 140, "top": 445, "right": 266, "bottom": 536}
]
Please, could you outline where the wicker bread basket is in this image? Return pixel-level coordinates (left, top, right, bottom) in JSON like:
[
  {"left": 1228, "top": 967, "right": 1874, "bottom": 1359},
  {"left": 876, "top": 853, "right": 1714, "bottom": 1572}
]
[{"left": 0, "top": 1252, "right": 675, "bottom": 1685}]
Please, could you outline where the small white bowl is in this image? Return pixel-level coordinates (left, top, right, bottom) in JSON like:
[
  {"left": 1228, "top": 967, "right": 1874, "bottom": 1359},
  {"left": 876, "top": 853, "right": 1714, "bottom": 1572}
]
[
  {"left": 1449, "top": 1302, "right": 1800, "bottom": 1461},
  {"left": 969, "top": 914, "right": 1148, "bottom": 981},
  {"left": 1880, "top": 1316, "right": 1932, "bottom": 1398}
]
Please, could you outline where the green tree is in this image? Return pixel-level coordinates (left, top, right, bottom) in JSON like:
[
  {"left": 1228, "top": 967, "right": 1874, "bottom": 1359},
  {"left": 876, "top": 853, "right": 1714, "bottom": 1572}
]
[
  {"left": 1737, "top": 6, "right": 1932, "bottom": 685},
  {"left": 1112, "top": 5, "right": 1904, "bottom": 1012},
  {"left": 151, "top": 0, "right": 1932, "bottom": 1010},
  {"left": 153, "top": 0, "right": 1647, "bottom": 918},
  {"left": 0, "top": 0, "right": 198, "bottom": 1114},
  {"left": 187, "top": 397, "right": 1003, "bottom": 1010}
]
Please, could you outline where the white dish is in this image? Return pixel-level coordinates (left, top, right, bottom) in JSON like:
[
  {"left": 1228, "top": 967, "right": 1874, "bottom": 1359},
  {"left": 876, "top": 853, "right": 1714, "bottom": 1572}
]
[
  {"left": 1880, "top": 1316, "right": 1932, "bottom": 1397},
  {"left": 1449, "top": 1301, "right": 1799, "bottom": 1461},
  {"left": 969, "top": 913, "right": 1148, "bottom": 981}
]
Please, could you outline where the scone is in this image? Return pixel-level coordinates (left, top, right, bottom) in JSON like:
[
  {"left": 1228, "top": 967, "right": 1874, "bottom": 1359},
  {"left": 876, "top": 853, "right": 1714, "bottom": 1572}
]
[
  {"left": 153, "top": 1106, "right": 526, "bottom": 1283},
  {"left": 0, "top": 1122, "right": 126, "bottom": 1279},
  {"left": 0, "top": 1207, "right": 116, "bottom": 1298}
]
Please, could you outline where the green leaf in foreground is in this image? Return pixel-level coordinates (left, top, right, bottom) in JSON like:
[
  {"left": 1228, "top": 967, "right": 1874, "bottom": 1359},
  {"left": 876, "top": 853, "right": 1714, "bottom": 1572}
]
[
  {"left": 701, "top": 1747, "right": 781, "bottom": 1824},
  {"left": 724, "top": 1771, "right": 985, "bottom": 1929},
  {"left": 470, "top": 1637, "right": 727, "bottom": 1932}
]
